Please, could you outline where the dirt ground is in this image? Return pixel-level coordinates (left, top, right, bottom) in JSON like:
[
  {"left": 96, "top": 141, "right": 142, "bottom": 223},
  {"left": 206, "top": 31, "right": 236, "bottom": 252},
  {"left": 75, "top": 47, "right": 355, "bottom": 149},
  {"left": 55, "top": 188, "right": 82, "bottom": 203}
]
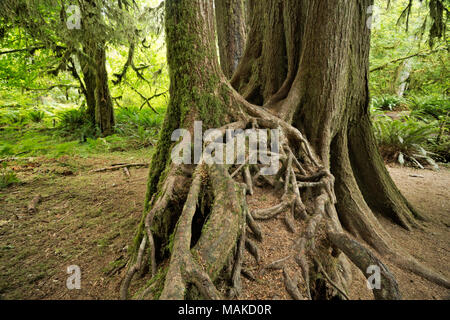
[
  {"left": 0, "top": 157, "right": 448, "bottom": 300},
  {"left": 348, "top": 166, "right": 450, "bottom": 300}
]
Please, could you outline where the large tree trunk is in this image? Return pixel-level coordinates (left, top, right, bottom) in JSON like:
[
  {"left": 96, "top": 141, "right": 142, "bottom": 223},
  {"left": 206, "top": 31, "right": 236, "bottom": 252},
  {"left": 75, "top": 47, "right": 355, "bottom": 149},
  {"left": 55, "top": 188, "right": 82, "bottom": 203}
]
[
  {"left": 235, "top": 0, "right": 422, "bottom": 233},
  {"left": 215, "top": 0, "right": 247, "bottom": 78},
  {"left": 121, "top": 0, "right": 450, "bottom": 300}
]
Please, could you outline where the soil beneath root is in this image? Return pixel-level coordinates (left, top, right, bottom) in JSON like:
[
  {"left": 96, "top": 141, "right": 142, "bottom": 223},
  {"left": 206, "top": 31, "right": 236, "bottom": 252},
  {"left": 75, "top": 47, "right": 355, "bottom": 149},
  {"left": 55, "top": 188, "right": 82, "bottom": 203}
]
[{"left": 0, "top": 157, "right": 448, "bottom": 300}]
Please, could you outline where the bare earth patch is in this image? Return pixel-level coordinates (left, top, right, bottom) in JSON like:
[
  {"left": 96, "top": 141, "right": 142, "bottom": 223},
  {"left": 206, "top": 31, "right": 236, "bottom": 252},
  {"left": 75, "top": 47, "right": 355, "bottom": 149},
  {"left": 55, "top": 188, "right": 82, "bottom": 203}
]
[
  {"left": 348, "top": 165, "right": 450, "bottom": 300},
  {"left": 0, "top": 159, "right": 448, "bottom": 300},
  {"left": 0, "top": 154, "right": 150, "bottom": 299}
]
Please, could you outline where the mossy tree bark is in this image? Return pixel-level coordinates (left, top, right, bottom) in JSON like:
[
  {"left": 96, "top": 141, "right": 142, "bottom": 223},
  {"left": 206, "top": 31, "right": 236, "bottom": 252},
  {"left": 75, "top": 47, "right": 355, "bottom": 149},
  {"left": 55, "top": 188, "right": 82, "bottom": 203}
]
[
  {"left": 93, "top": 43, "right": 115, "bottom": 136},
  {"left": 77, "top": 46, "right": 97, "bottom": 124},
  {"left": 81, "top": 68, "right": 97, "bottom": 124},
  {"left": 78, "top": 1, "right": 115, "bottom": 136},
  {"left": 77, "top": 41, "right": 115, "bottom": 136},
  {"left": 122, "top": 0, "right": 450, "bottom": 300}
]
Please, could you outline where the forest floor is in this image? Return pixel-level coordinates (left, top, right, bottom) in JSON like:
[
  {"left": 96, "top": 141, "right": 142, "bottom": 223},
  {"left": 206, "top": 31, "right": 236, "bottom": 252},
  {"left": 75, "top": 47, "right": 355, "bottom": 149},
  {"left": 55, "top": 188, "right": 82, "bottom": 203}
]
[{"left": 0, "top": 153, "right": 448, "bottom": 300}]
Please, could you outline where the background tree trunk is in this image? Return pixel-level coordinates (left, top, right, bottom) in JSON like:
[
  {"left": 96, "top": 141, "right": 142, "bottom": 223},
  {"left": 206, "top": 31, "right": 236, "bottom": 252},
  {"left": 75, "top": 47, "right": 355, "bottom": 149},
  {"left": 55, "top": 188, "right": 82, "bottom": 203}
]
[
  {"left": 215, "top": 0, "right": 247, "bottom": 78},
  {"left": 78, "top": 49, "right": 97, "bottom": 124},
  {"left": 79, "top": 2, "right": 115, "bottom": 136},
  {"left": 94, "top": 43, "right": 115, "bottom": 136},
  {"left": 231, "top": 0, "right": 305, "bottom": 105}
]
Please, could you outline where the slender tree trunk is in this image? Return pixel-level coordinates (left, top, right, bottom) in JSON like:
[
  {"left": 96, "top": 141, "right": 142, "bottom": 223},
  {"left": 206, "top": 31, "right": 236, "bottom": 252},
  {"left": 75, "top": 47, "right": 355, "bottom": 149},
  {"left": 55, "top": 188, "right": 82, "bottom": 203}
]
[
  {"left": 93, "top": 43, "right": 115, "bottom": 136},
  {"left": 83, "top": 68, "right": 96, "bottom": 124},
  {"left": 78, "top": 51, "right": 97, "bottom": 124},
  {"left": 215, "top": 0, "right": 247, "bottom": 78},
  {"left": 394, "top": 60, "right": 412, "bottom": 97}
]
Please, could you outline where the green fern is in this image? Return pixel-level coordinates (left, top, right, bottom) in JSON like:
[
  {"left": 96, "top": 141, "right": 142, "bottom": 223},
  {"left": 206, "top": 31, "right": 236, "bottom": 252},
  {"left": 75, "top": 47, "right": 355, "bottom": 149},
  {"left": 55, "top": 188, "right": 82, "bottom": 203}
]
[
  {"left": 4, "top": 111, "right": 28, "bottom": 125},
  {"left": 408, "top": 95, "right": 449, "bottom": 121},
  {"left": 0, "top": 163, "right": 19, "bottom": 189},
  {"left": 28, "top": 109, "right": 46, "bottom": 123},
  {"left": 115, "top": 107, "right": 163, "bottom": 148},
  {"left": 57, "top": 109, "right": 88, "bottom": 129},
  {"left": 371, "top": 95, "right": 407, "bottom": 111},
  {"left": 373, "top": 115, "right": 439, "bottom": 169}
]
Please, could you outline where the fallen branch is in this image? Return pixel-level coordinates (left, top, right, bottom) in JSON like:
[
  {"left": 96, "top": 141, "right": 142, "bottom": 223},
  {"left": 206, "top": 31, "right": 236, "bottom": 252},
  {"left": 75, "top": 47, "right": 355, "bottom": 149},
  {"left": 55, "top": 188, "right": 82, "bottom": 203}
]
[
  {"left": 123, "top": 167, "right": 131, "bottom": 178},
  {"left": 91, "top": 164, "right": 148, "bottom": 173},
  {"left": 0, "top": 157, "right": 20, "bottom": 163}
]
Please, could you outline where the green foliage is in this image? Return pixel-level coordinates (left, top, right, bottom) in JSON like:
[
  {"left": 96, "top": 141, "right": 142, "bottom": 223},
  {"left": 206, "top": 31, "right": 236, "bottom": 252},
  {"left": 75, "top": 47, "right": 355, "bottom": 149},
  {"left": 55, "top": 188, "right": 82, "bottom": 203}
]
[
  {"left": 0, "top": 100, "right": 164, "bottom": 159},
  {"left": 372, "top": 95, "right": 407, "bottom": 111},
  {"left": 370, "top": 0, "right": 449, "bottom": 97},
  {"left": 57, "top": 109, "right": 88, "bottom": 130},
  {"left": 408, "top": 95, "right": 450, "bottom": 120},
  {"left": 28, "top": 109, "right": 46, "bottom": 123},
  {"left": 115, "top": 106, "right": 165, "bottom": 148},
  {"left": 55, "top": 108, "right": 98, "bottom": 141},
  {"left": 0, "top": 163, "right": 20, "bottom": 189},
  {"left": 428, "top": 134, "right": 450, "bottom": 162},
  {"left": 116, "top": 107, "right": 165, "bottom": 129},
  {"left": 373, "top": 114, "right": 440, "bottom": 169},
  {"left": 3, "top": 111, "right": 28, "bottom": 126}
]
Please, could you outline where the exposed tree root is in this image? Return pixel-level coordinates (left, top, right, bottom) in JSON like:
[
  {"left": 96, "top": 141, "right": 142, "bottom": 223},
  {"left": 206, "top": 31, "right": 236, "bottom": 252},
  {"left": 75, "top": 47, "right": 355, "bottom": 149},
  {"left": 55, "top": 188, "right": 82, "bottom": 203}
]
[
  {"left": 246, "top": 211, "right": 263, "bottom": 242},
  {"left": 123, "top": 95, "right": 449, "bottom": 300},
  {"left": 283, "top": 268, "right": 304, "bottom": 300},
  {"left": 390, "top": 252, "right": 450, "bottom": 289},
  {"left": 159, "top": 164, "right": 210, "bottom": 299},
  {"left": 228, "top": 229, "right": 245, "bottom": 298},
  {"left": 313, "top": 257, "right": 349, "bottom": 300},
  {"left": 328, "top": 232, "right": 401, "bottom": 300},
  {"left": 120, "top": 171, "right": 178, "bottom": 299},
  {"left": 242, "top": 269, "right": 256, "bottom": 281},
  {"left": 245, "top": 238, "right": 261, "bottom": 264},
  {"left": 244, "top": 167, "right": 254, "bottom": 195},
  {"left": 252, "top": 199, "right": 292, "bottom": 220},
  {"left": 120, "top": 235, "right": 147, "bottom": 300}
]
